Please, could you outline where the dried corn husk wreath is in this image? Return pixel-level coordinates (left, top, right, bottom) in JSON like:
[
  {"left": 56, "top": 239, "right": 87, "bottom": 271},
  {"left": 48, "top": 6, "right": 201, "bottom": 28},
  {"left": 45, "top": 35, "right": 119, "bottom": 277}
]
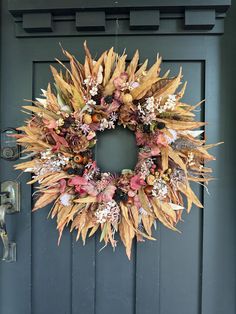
[{"left": 15, "top": 42, "right": 221, "bottom": 259}]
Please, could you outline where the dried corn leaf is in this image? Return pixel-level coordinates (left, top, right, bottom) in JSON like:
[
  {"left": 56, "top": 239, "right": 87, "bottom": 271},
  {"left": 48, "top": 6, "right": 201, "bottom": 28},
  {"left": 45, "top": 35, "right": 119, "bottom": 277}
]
[
  {"left": 154, "top": 67, "right": 182, "bottom": 102},
  {"left": 74, "top": 196, "right": 97, "bottom": 203},
  {"left": 33, "top": 191, "right": 59, "bottom": 211},
  {"left": 103, "top": 47, "right": 114, "bottom": 86},
  {"left": 131, "top": 77, "right": 158, "bottom": 100},
  {"left": 119, "top": 217, "right": 135, "bottom": 259},
  {"left": 152, "top": 199, "right": 180, "bottom": 232},
  {"left": 134, "top": 59, "right": 148, "bottom": 79},
  {"left": 168, "top": 146, "right": 187, "bottom": 173},
  {"left": 130, "top": 205, "right": 139, "bottom": 229},
  {"left": 89, "top": 224, "right": 100, "bottom": 237},
  {"left": 155, "top": 199, "right": 177, "bottom": 222},
  {"left": 126, "top": 50, "right": 139, "bottom": 81},
  {"left": 158, "top": 118, "right": 206, "bottom": 130},
  {"left": 141, "top": 214, "right": 152, "bottom": 236},
  {"left": 177, "top": 181, "right": 203, "bottom": 210},
  {"left": 144, "top": 55, "right": 161, "bottom": 81},
  {"left": 22, "top": 105, "right": 59, "bottom": 120},
  {"left": 138, "top": 188, "right": 153, "bottom": 214},
  {"left": 160, "top": 146, "right": 169, "bottom": 171}
]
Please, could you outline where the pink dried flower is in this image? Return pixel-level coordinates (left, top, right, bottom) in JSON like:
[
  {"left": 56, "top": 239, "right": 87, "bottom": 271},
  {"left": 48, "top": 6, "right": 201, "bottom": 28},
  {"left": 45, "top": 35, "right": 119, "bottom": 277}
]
[
  {"left": 113, "top": 72, "right": 128, "bottom": 90},
  {"left": 83, "top": 183, "right": 98, "bottom": 196},
  {"left": 68, "top": 176, "right": 88, "bottom": 186},
  {"left": 156, "top": 133, "right": 168, "bottom": 147},
  {"left": 87, "top": 131, "right": 96, "bottom": 140},
  {"left": 135, "top": 130, "right": 149, "bottom": 146},
  {"left": 43, "top": 119, "right": 57, "bottom": 129},
  {"left": 97, "top": 185, "right": 116, "bottom": 202},
  {"left": 130, "top": 174, "right": 146, "bottom": 190}
]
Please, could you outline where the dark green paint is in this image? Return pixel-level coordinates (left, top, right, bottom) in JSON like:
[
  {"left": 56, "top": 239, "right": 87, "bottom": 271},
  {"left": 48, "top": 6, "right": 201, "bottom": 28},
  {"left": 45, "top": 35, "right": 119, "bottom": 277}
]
[
  {"left": 96, "top": 126, "right": 138, "bottom": 173},
  {"left": 0, "top": 0, "right": 235, "bottom": 314}
]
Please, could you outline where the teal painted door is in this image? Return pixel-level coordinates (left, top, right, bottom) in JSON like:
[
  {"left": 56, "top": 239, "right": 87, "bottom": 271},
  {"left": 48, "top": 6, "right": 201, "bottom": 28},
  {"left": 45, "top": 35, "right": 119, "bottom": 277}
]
[{"left": 0, "top": 1, "right": 235, "bottom": 314}]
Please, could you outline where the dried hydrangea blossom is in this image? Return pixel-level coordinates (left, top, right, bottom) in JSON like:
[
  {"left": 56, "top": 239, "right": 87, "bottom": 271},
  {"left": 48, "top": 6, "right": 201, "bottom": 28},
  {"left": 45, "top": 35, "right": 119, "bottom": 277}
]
[
  {"left": 151, "top": 178, "right": 168, "bottom": 199},
  {"left": 95, "top": 200, "right": 120, "bottom": 224}
]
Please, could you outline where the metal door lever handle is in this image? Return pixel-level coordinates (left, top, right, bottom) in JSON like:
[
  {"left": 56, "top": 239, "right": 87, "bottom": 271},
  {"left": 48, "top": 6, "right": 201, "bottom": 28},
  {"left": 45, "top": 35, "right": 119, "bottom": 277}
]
[
  {"left": 0, "top": 202, "right": 16, "bottom": 262},
  {"left": 0, "top": 181, "right": 20, "bottom": 263}
]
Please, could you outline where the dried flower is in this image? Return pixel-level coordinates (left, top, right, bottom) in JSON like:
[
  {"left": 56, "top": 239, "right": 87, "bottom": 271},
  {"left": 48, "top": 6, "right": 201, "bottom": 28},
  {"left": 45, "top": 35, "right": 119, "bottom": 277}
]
[
  {"left": 60, "top": 193, "right": 73, "bottom": 206},
  {"left": 95, "top": 200, "right": 120, "bottom": 224},
  {"left": 151, "top": 178, "right": 168, "bottom": 199}
]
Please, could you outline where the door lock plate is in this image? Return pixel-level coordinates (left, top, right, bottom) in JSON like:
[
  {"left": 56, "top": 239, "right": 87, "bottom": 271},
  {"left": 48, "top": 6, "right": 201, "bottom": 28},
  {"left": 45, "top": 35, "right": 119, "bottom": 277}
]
[{"left": 1, "top": 181, "right": 20, "bottom": 214}]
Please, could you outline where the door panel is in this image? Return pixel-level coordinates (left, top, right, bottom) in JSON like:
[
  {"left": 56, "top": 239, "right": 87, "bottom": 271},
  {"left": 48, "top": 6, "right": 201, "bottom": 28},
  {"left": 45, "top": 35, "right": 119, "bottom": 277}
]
[
  {"left": 22, "top": 40, "right": 204, "bottom": 314},
  {"left": 0, "top": 36, "right": 207, "bottom": 314},
  {"left": 0, "top": 1, "right": 235, "bottom": 314}
]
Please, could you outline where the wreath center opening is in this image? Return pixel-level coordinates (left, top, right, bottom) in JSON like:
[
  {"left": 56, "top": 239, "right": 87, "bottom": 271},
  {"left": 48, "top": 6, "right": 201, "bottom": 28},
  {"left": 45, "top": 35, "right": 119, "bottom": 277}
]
[{"left": 95, "top": 126, "right": 138, "bottom": 174}]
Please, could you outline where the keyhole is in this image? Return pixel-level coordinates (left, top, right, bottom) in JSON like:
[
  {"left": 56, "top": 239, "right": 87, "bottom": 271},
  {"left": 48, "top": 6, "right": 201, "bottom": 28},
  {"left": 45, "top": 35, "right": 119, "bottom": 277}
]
[{"left": 95, "top": 126, "right": 138, "bottom": 173}]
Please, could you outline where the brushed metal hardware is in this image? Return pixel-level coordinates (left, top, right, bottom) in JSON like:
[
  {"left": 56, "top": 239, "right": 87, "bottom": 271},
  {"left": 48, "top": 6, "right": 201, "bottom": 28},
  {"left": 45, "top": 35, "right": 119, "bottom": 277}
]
[{"left": 0, "top": 181, "right": 20, "bottom": 262}]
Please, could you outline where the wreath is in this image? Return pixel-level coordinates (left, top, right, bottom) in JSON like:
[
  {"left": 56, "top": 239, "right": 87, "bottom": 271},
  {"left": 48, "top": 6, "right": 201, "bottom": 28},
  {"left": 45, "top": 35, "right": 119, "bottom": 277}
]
[{"left": 15, "top": 42, "right": 221, "bottom": 258}]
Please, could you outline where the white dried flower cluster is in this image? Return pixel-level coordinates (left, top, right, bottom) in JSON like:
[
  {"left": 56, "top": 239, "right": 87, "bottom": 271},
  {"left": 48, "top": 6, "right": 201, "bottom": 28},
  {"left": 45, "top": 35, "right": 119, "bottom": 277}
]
[
  {"left": 40, "top": 149, "right": 52, "bottom": 159},
  {"left": 164, "top": 94, "right": 176, "bottom": 110},
  {"left": 140, "top": 158, "right": 154, "bottom": 179},
  {"left": 156, "top": 94, "right": 177, "bottom": 113},
  {"left": 34, "top": 151, "right": 69, "bottom": 175},
  {"left": 41, "top": 151, "right": 69, "bottom": 164},
  {"left": 186, "top": 152, "right": 195, "bottom": 166},
  {"left": 99, "top": 118, "right": 115, "bottom": 131},
  {"left": 137, "top": 95, "right": 177, "bottom": 124},
  {"left": 60, "top": 193, "right": 73, "bottom": 206},
  {"left": 86, "top": 99, "right": 96, "bottom": 106},
  {"left": 83, "top": 76, "right": 98, "bottom": 96},
  {"left": 121, "top": 81, "right": 139, "bottom": 91},
  {"left": 110, "top": 112, "right": 118, "bottom": 122},
  {"left": 89, "top": 86, "right": 98, "bottom": 96},
  {"left": 151, "top": 178, "right": 168, "bottom": 199},
  {"left": 95, "top": 200, "right": 120, "bottom": 224},
  {"left": 56, "top": 118, "right": 64, "bottom": 127},
  {"left": 83, "top": 162, "right": 100, "bottom": 181},
  {"left": 79, "top": 123, "right": 91, "bottom": 135},
  {"left": 138, "top": 96, "right": 159, "bottom": 125}
]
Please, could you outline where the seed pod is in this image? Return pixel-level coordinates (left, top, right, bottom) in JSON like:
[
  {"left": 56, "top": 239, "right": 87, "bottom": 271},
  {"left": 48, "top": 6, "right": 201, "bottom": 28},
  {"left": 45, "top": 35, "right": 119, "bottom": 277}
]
[
  {"left": 127, "top": 196, "right": 134, "bottom": 204},
  {"left": 156, "top": 122, "right": 166, "bottom": 130},
  {"left": 155, "top": 171, "right": 160, "bottom": 178},
  {"left": 122, "top": 93, "right": 133, "bottom": 104},
  {"left": 146, "top": 174, "right": 156, "bottom": 185},
  {"left": 144, "top": 185, "right": 153, "bottom": 194},
  {"left": 83, "top": 113, "right": 92, "bottom": 124},
  {"left": 92, "top": 114, "right": 102, "bottom": 123},
  {"left": 162, "top": 175, "right": 170, "bottom": 182},
  {"left": 66, "top": 168, "right": 75, "bottom": 175},
  {"left": 74, "top": 154, "right": 84, "bottom": 164},
  {"left": 104, "top": 95, "right": 113, "bottom": 104},
  {"left": 143, "top": 124, "right": 151, "bottom": 133}
]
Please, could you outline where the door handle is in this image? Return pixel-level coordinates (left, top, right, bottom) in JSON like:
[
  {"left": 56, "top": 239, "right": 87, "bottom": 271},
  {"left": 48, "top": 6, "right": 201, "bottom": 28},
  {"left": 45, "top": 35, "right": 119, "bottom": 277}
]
[
  {"left": 0, "top": 201, "right": 16, "bottom": 262},
  {"left": 0, "top": 181, "right": 20, "bottom": 262}
]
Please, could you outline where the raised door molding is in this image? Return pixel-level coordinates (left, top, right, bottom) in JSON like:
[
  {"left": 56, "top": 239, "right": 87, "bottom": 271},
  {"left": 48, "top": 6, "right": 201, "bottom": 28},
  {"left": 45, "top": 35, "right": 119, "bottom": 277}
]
[{"left": 8, "top": 0, "right": 231, "bottom": 37}]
